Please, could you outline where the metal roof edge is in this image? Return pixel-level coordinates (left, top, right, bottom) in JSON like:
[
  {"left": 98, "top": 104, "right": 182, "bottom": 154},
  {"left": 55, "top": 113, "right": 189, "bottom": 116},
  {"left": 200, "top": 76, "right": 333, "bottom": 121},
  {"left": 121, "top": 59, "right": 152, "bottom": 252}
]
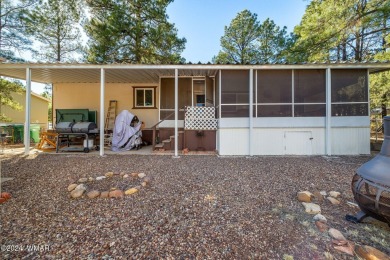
[{"left": 0, "top": 62, "right": 389, "bottom": 70}]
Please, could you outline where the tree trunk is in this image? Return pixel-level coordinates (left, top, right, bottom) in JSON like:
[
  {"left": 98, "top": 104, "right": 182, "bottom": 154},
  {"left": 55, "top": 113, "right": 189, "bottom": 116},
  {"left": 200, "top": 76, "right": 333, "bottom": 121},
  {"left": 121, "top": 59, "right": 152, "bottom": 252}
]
[
  {"left": 342, "top": 41, "right": 347, "bottom": 61},
  {"left": 383, "top": 17, "right": 387, "bottom": 52},
  {"left": 355, "top": 32, "right": 361, "bottom": 61},
  {"left": 57, "top": 23, "right": 61, "bottom": 62}
]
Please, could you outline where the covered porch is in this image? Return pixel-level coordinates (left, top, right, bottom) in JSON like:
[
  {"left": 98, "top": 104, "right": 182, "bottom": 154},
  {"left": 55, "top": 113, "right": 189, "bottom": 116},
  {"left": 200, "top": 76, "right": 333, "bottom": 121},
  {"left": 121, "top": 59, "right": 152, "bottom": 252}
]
[
  {"left": 0, "top": 64, "right": 221, "bottom": 156},
  {"left": 0, "top": 62, "right": 389, "bottom": 156}
]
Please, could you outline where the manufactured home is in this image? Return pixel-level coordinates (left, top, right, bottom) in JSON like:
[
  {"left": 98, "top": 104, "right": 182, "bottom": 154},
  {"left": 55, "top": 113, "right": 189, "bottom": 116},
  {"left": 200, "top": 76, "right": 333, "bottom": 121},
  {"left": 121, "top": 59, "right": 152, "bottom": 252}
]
[{"left": 0, "top": 62, "right": 389, "bottom": 156}]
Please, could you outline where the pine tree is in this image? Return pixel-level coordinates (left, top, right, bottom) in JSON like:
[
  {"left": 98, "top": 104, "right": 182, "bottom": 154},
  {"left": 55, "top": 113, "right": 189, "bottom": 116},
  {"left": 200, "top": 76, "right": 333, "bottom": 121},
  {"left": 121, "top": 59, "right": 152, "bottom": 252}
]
[
  {"left": 0, "top": 0, "right": 37, "bottom": 61},
  {"left": 84, "top": 0, "right": 186, "bottom": 64},
  {"left": 213, "top": 10, "right": 293, "bottom": 64},
  {"left": 24, "top": 0, "right": 84, "bottom": 62},
  {"left": 292, "top": 0, "right": 390, "bottom": 62},
  {"left": 213, "top": 10, "right": 260, "bottom": 64}
]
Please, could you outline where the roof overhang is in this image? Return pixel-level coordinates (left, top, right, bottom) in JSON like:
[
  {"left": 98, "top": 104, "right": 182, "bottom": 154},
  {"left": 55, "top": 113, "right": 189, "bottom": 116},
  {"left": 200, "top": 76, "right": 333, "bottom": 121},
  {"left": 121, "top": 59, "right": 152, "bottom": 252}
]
[{"left": 0, "top": 63, "right": 389, "bottom": 84}]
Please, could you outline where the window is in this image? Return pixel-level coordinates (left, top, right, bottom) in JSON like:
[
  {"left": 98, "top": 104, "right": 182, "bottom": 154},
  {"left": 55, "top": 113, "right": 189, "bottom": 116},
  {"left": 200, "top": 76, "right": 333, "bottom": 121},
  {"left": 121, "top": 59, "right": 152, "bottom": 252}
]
[
  {"left": 256, "top": 70, "right": 292, "bottom": 117},
  {"left": 220, "top": 70, "right": 250, "bottom": 117},
  {"left": 133, "top": 87, "right": 156, "bottom": 109},
  {"left": 294, "top": 69, "right": 325, "bottom": 103},
  {"left": 257, "top": 70, "right": 292, "bottom": 103},
  {"left": 294, "top": 69, "right": 326, "bottom": 117},
  {"left": 331, "top": 69, "right": 368, "bottom": 116}
]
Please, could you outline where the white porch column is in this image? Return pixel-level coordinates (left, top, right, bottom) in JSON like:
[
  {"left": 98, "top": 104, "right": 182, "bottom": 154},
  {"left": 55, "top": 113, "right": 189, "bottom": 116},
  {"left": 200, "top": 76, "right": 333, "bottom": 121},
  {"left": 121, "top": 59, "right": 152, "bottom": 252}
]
[
  {"left": 249, "top": 69, "right": 253, "bottom": 156},
  {"left": 24, "top": 68, "right": 31, "bottom": 155},
  {"left": 326, "top": 68, "right": 332, "bottom": 155},
  {"left": 218, "top": 70, "right": 221, "bottom": 119},
  {"left": 174, "top": 68, "right": 179, "bottom": 158},
  {"left": 100, "top": 68, "right": 105, "bottom": 156}
]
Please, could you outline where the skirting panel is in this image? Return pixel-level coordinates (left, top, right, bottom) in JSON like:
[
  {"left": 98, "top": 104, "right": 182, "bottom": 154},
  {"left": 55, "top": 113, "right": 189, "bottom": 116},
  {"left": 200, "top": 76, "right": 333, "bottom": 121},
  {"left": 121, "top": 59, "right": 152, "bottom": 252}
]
[
  {"left": 331, "top": 127, "right": 370, "bottom": 155},
  {"left": 218, "top": 127, "right": 370, "bottom": 155}
]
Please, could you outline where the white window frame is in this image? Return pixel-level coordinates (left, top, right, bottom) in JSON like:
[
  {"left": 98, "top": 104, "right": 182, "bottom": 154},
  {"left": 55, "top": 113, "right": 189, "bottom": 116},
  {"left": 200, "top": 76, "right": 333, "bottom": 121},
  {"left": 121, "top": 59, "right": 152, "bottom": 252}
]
[{"left": 133, "top": 87, "right": 156, "bottom": 108}]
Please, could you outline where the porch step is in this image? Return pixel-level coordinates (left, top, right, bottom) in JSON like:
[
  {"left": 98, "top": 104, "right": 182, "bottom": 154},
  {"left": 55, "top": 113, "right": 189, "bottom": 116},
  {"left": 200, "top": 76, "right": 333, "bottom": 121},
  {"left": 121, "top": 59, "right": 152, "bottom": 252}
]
[{"left": 154, "top": 143, "right": 164, "bottom": 149}]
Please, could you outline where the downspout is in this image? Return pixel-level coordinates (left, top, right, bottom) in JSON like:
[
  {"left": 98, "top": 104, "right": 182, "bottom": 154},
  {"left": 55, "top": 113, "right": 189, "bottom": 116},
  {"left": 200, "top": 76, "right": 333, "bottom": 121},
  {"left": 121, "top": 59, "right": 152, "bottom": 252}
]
[
  {"left": 100, "top": 68, "right": 105, "bottom": 156},
  {"left": 174, "top": 68, "right": 179, "bottom": 158},
  {"left": 249, "top": 69, "right": 253, "bottom": 156},
  {"left": 326, "top": 68, "right": 332, "bottom": 155},
  {"left": 24, "top": 68, "right": 31, "bottom": 155}
]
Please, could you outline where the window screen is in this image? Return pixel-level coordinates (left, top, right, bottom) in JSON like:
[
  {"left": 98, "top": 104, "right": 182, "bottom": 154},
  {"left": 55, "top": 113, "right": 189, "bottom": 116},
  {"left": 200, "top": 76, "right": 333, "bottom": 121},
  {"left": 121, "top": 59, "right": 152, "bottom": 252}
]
[
  {"left": 257, "top": 70, "right": 292, "bottom": 103},
  {"left": 294, "top": 69, "right": 326, "bottom": 103},
  {"left": 331, "top": 69, "right": 368, "bottom": 102},
  {"left": 257, "top": 105, "right": 292, "bottom": 117}
]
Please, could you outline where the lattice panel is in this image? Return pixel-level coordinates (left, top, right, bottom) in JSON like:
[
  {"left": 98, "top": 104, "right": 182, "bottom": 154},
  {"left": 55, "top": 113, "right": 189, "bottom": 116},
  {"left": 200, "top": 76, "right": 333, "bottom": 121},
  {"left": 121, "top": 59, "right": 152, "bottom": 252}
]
[{"left": 185, "top": 106, "right": 218, "bottom": 130}]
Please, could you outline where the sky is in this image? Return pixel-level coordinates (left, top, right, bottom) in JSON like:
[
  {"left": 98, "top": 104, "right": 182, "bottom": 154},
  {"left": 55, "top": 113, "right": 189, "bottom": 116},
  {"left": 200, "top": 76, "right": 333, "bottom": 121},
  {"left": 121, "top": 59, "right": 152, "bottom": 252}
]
[
  {"left": 166, "top": 0, "right": 309, "bottom": 63},
  {"left": 31, "top": 0, "right": 309, "bottom": 94}
]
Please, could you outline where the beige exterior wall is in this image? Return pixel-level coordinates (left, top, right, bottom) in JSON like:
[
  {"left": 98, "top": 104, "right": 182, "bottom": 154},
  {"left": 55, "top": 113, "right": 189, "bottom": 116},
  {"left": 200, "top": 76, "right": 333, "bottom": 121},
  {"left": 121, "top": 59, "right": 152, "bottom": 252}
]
[
  {"left": 53, "top": 83, "right": 159, "bottom": 128},
  {"left": 0, "top": 92, "right": 49, "bottom": 128}
]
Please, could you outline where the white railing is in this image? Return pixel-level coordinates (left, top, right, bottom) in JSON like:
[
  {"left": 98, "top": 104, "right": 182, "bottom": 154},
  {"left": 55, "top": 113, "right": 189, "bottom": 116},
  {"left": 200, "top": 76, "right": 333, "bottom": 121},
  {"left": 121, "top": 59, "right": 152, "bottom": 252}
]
[{"left": 184, "top": 106, "right": 218, "bottom": 130}]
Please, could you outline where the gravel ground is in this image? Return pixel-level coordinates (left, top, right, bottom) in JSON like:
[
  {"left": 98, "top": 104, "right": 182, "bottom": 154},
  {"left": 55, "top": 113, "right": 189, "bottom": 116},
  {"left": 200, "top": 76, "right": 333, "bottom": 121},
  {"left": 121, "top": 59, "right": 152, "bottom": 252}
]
[{"left": 1, "top": 153, "right": 389, "bottom": 259}]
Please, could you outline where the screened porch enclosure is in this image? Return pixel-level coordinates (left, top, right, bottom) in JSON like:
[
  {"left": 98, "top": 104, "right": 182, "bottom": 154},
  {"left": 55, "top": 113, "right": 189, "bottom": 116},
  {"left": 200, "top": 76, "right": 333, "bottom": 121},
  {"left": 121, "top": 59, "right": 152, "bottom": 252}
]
[
  {"left": 218, "top": 69, "right": 368, "bottom": 118},
  {"left": 217, "top": 68, "right": 370, "bottom": 155},
  {"left": 159, "top": 76, "right": 215, "bottom": 123}
]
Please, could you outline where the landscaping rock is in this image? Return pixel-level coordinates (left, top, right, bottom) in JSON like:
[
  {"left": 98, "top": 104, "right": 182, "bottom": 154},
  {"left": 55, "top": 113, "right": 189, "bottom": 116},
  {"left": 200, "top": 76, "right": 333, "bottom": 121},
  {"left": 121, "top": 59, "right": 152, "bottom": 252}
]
[
  {"left": 302, "top": 202, "right": 321, "bottom": 214},
  {"left": 312, "top": 191, "right": 324, "bottom": 203},
  {"left": 315, "top": 221, "right": 328, "bottom": 232},
  {"left": 87, "top": 190, "right": 100, "bottom": 199},
  {"left": 1, "top": 192, "right": 11, "bottom": 200},
  {"left": 105, "top": 172, "right": 114, "bottom": 178},
  {"left": 100, "top": 191, "right": 109, "bottom": 198},
  {"left": 333, "top": 241, "right": 354, "bottom": 256},
  {"left": 320, "top": 191, "right": 327, "bottom": 196},
  {"left": 125, "top": 188, "right": 138, "bottom": 195},
  {"left": 355, "top": 245, "right": 390, "bottom": 260},
  {"left": 75, "top": 184, "right": 87, "bottom": 191},
  {"left": 328, "top": 228, "right": 346, "bottom": 241},
  {"left": 141, "top": 182, "right": 147, "bottom": 187},
  {"left": 329, "top": 191, "right": 341, "bottom": 198},
  {"left": 143, "top": 177, "right": 151, "bottom": 183},
  {"left": 70, "top": 189, "right": 85, "bottom": 199},
  {"left": 138, "top": 173, "right": 146, "bottom": 178},
  {"left": 313, "top": 213, "right": 327, "bottom": 223},
  {"left": 109, "top": 190, "right": 124, "bottom": 198},
  {"left": 297, "top": 191, "right": 313, "bottom": 202},
  {"left": 123, "top": 174, "right": 129, "bottom": 179},
  {"left": 78, "top": 177, "right": 88, "bottom": 183},
  {"left": 131, "top": 172, "right": 138, "bottom": 177},
  {"left": 88, "top": 177, "right": 94, "bottom": 182},
  {"left": 327, "top": 197, "right": 340, "bottom": 205},
  {"left": 96, "top": 176, "right": 106, "bottom": 181},
  {"left": 67, "top": 183, "right": 78, "bottom": 192},
  {"left": 120, "top": 172, "right": 126, "bottom": 177}
]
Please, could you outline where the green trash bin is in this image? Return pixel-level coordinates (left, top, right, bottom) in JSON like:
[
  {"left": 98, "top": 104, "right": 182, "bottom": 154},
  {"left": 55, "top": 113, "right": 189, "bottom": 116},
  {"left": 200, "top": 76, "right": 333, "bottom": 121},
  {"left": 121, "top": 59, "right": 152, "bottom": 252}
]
[
  {"left": 12, "top": 124, "right": 41, "bottom": 144},
  {"left": 30, "top": 124, "right": 41, "bottom": 143},
  {"left": 13, "top": 124, "right": 24, "bottom": 143}
]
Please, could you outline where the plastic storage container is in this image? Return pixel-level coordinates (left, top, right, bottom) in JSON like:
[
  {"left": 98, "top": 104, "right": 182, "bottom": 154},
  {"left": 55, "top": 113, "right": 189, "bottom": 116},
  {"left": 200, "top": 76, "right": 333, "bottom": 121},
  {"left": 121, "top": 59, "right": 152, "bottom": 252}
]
[
  {"left": 30, "top": 124, "right": 41, "bottom": 143},
  {"left": 12, "top": 124, "right": 41, "bottom": 143}
]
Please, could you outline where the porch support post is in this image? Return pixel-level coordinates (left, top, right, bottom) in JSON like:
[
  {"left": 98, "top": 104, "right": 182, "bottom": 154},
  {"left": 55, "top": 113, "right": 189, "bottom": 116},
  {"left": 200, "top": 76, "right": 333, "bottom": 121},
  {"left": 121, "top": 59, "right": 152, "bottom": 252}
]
[
  {"left": 24, "top": 68, "right": 31, "bottom": 155},
  {"left": 174, "top": 68, "right": 179, "bottom": 158},
  {"left": 218, "top": 70, "right": 221, "bottom": 119},
  {"left": 326, "top": 68, "right": 332, "bottom": 156},
  {"left": 249, "top": 69, "right": 253, "bottom": 156},
  {"left": 100, "top": 68, "right": 105, "bottom": 156}
]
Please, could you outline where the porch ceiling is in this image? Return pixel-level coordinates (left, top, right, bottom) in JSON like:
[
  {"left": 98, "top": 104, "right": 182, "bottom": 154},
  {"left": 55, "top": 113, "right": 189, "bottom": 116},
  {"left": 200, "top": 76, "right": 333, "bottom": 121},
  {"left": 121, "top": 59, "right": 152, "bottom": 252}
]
[
  {"left": 0, "top": 63, "right": 389, "bottom": 84},
  {"left": 0, "top": 65, "right": 219, "bottom": 84}
]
